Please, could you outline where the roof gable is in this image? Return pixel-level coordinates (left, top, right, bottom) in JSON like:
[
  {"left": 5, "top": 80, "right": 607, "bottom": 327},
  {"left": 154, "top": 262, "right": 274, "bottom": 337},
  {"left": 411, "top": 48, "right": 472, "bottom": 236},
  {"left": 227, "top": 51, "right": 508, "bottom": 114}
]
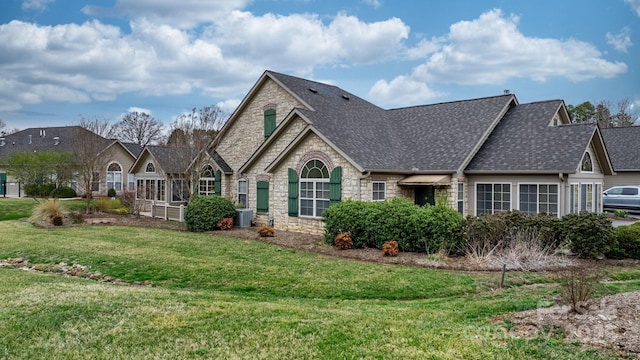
[
  {"left": 466, "top": 100, "right": 613, "bottom": 174},
  {"left": 601, "top": 126, "right": 640, "bottom": 171},
  {"left": 130, "top": 145, "right": 196, "bottom": 175}
]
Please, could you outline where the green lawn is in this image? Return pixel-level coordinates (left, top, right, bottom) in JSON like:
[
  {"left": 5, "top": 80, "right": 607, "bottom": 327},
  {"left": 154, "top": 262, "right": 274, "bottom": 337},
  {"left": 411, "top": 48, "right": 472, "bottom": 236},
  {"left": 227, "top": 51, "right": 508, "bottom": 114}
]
[
  {"left": 0, "top": 219, "right": 638, "bottom": 358},
  {"left": 0, "top": 197, "right": 89, "bottom": 220}
]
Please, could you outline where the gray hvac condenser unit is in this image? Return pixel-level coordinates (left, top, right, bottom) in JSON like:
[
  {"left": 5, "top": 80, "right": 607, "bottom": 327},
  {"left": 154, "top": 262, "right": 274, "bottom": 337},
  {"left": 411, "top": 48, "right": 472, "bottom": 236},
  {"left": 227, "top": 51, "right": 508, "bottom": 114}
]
[{"left": 236, "top": 209, "right": 253, "bottom": 228}]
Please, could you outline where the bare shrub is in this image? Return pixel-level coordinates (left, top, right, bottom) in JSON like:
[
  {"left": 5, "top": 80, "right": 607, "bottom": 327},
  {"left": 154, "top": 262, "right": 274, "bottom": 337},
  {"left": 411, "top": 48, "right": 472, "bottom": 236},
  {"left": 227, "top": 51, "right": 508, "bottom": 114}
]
[
  {"left": 556, "top": 266, "right": 603, "bottom": 313},
  {"left": 466, "top": 228, "right": 572, "bottom": 271}
]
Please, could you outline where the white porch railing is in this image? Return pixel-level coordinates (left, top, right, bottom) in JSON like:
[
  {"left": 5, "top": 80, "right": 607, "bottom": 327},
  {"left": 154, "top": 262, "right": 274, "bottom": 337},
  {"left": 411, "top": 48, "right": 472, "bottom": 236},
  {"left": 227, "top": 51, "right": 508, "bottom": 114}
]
[{"left": 150, "top": 203, "right": 185, "bottom": 222}]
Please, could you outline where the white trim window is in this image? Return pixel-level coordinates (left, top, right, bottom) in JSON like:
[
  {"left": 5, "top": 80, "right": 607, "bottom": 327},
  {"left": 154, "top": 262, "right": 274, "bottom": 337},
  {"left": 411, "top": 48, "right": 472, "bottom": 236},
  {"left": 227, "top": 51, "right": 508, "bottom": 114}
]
[
  {"left": 581, "top": 152, "right": 593, "bottom": 173},
  {"left": 518, "top": 184, "right": 559, "bottom": 216},
  {"left": 106, "top": 162, "right": 123, "bottom": 192},
  {"left": 300, "top": 159, "right": 330, "bottom": 217},
  {"left": 570, "top": 182, "right": 603, "bottom": 213},
  {"left": 199, "top": 165, "right": 216, "bottom": 196},
  {"left": 476, "top": 183, "right": 511, "bottom": 215},
  {"left": 238, "top": 179, "right": 248, "bottom": 207},
  {"left": 372, "top": 181, "right": 386, "bottom": 201},
  {"left": 128, "top": 174, "right": 135, "bottom": 191},
  {"left": 457, "top": 183, "right": 464, "bottom": 214}
]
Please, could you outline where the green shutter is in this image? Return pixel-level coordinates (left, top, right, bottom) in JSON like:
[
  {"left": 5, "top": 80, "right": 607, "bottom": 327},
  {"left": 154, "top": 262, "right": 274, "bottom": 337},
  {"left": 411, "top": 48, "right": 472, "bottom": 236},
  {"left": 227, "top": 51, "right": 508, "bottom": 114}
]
[
  {"left": 288, "top": 168, "right": 298, "bottom": 217},
  {"left": 257, "top": 181, "right": 269, "bottom": 213},
  {"left": 329, "top": 166, "right": 342, "bottom": 206},
  {"left": 264, "top": 109, "right": 276, "bottom": 137},
  {"left": 214, "top": 170, "right": 221, "bottom": 196},
  {"left": 0, "top": 173, "right": 6, "bottom": 196}
]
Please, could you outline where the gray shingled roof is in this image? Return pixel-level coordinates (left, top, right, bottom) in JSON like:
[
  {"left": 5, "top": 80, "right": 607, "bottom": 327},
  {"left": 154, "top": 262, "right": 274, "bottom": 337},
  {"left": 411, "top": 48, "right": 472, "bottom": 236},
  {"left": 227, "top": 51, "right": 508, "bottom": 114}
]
[
  {"left": 146, "top": 145, "right": 196, "bottom": 174},
  {"left": 601, "top": 126, "right": 640, "bottom": 171},
  {"left": 466, "top": 100, "right": 596, "bottom": 173},
  {"left": 121, "top": 142, "right": 144, "bottom": 158},
  {"left": 0, "top": 126, "right": 110, "bottom": 163},
  {"left": 206, "top": 149, "right": 233, "bottom": 174},
  {"left": 268, "top": 71, "right": 514, "bottom": 172}
]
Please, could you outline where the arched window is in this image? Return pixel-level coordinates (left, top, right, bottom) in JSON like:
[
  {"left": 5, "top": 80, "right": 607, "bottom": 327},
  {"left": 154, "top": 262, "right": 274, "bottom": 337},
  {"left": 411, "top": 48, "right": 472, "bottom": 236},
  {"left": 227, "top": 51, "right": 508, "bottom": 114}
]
[
  {"left": 145, "top": 162, "right": 155, "bottom": 173},
  {"left": 199, "top": 165, "right": 216, "bottom": 195},
  {"left": 299, "top": 159, "right": 330, "bottom": 217},
  {"left": 581, "top": 153, "right": 593, "bottom": 172},
  {"left": 106, "top": 163, "right": 122, "bottom": 191}
]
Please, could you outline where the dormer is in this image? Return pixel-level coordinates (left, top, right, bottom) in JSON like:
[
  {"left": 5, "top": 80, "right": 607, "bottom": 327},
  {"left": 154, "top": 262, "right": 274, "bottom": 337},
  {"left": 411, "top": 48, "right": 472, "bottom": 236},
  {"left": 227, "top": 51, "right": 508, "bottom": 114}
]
[{"left": 53, "top": 136, "right": 60, "bottom": 145}]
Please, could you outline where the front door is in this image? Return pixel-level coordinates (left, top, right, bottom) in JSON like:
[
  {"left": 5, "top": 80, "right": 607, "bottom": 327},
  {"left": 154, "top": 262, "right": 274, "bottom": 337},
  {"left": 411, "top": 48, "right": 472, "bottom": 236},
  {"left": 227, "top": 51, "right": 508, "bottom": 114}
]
[
  {"left": 415, "top": 186, "right": 435, "bottom": 206},
  {"left": 0, "top": 173, "right": 6, "bottom": 197}
]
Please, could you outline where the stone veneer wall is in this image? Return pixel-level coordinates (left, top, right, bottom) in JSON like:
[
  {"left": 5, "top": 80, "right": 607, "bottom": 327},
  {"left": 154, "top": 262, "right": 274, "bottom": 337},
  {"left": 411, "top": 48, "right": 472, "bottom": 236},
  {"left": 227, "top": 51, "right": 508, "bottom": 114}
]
[
  {"left": 268, "top": 132, "right": 361, "bottom": 235},
  {"left": 216, "top": 78, "right": 305, "bottom": 204}
]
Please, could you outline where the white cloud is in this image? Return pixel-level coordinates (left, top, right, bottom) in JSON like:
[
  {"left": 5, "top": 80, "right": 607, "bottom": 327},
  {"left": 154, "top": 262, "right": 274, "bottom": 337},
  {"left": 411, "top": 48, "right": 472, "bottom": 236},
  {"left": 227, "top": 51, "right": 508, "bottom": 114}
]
[
  {"left": 362, "top": 0, "right": 382, "bottom": 9},
  {"left": 0, "top": 5, "right": 410, "bottom": 113},
  {"left": 127, "top": 107, "right": 152, "bottom": 115},
  {"left": 82, "top": 0, "right": 252, "bottom": 29},
  {"left": 606, "top": 27, "right": 632, "bottom": 53},
  {"left": 369, "top": 76, "right": 442, "bottom": 106},
  {"left": 370, "top": 9, "right": 628, "bottom": 106},
  {"left": 417, "top": 9, "right": 626, "bottom": 84},
  {"left": 22, "top": 0, "right": 54, "bottom": 11},
  {"left": 217, "top": 99, "right": 241, "bottom": 115},
  {"left": 626, "top": 0, "right": 640, "bottom": 16}
]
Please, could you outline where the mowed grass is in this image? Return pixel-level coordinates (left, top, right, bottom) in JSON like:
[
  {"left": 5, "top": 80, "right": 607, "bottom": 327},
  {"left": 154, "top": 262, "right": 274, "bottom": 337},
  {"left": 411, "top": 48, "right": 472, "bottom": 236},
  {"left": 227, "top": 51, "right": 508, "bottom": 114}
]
[
  {"left": 0, "top": 197, "right": 89, "bottom": 220},
  {"left": 0, "top": 220, "right": 638, "bottom": 359}
]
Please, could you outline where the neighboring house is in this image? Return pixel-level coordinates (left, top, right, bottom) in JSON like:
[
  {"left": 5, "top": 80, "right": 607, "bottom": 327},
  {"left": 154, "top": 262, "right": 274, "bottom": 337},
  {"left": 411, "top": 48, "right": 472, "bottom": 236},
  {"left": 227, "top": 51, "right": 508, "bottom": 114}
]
[
  {"left": 206, "top": 70, "right": 614, "bottom": 234},
  {"left": 129, "top": 145, "right": 197, "bottom": 207},
  {"left": 0, "top": 126, "right": 140, "bottom": 198},
  {"left": 601, "top": 126, "right": 640, "bottom": 189}
]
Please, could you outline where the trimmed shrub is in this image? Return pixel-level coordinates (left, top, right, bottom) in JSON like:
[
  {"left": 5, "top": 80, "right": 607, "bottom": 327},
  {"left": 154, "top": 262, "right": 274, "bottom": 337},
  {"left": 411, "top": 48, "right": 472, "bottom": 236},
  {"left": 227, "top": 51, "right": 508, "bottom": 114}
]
[
  {"left": 411, "top": 205, "right": 464, "bottom": 254},
  {"left": 323, "top": 198, "right": 463, "bottom": 254},
  {"left": 50, "top": 186, "right": 77, "bottom": 199},
  {"left": 68, "top": 211, "right": 84, "bottom": 224},
  {"left": 25, "top": 183, "right": 56, "bottom": 197},
  {"left": 560, "top": 212, "right": 614, "bottom": 259},
  {"left": 607, "top": 223, "right": 640, "bottom": 259},
  {"left": 217, "top": 217, "right": 234, "bottom": 231},
  {"left": 258, "top": 224, "right": 275, "bottom": 237},
  {"left": 382, "top": 240, "right": 399, "bottom": 257},
  {"left": 525, "top": 212, "right": 563, "bottom": 248},
  {"left": 334, "top": 232, "right": 353, "bottom": 250},
  {"left": 107, "top": 188, "right": 117, "bottom": 198},
  {"left": 184, "top": 195, "right": 237, "bottom": 232}
]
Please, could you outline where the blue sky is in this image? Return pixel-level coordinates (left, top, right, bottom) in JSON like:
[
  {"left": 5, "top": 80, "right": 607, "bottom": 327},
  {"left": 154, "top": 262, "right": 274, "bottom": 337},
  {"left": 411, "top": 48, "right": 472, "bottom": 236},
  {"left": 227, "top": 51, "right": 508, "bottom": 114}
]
[{"left": 0, "top": 0, "right": 638, "bottom": 132}]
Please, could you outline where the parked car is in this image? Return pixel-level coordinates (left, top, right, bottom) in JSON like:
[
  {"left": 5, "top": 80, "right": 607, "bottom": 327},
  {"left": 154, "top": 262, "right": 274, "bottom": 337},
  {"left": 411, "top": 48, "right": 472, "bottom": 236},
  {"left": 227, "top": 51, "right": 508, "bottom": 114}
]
[{"left": 603, "top": 185, "right": 640, "bottom": 211}]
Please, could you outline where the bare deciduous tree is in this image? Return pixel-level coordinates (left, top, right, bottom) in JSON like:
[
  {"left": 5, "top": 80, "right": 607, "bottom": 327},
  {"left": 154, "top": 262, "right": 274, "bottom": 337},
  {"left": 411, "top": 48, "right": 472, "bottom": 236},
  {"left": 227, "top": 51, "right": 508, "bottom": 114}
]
[
  {"left": 165, "top": 105, "right": 229, "bottom": 198},
  {"left": 115, "top": 111, "right": 164, "bottom": 146},
  {"left": 568, "top": 97, "right": 638, "bottom": 128},
  {"left": 71, "top": 127, "right": 113, "bottom": 213},
  {"left": 75, "top": 115, "right": 115, "bottom": 138}
]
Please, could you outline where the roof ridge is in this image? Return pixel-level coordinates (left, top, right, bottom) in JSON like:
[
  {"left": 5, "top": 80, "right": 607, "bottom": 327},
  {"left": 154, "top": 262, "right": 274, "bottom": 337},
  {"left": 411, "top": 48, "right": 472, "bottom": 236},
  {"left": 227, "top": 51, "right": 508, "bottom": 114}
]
[{"left": 386, "top": 94, "right": 514, "bottom": 111}]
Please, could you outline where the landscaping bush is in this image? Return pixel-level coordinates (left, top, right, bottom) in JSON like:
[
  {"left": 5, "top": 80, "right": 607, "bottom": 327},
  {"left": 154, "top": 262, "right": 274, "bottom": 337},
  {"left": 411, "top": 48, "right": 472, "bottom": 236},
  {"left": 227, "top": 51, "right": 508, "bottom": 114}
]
[
  {"left": 184, "top": 195, "right": 237, "bottom": 232},
  {"left": 25, "top": 183, "right": 56, "bottom": 197},
  {"left": 49, "top": 186, "right": 77, "bottom": 199},
  {"left": 258, "top": 224, "right": 275, "bottom": 237},
  {"left": 216, "top": 217, "right": 234, "bottom": 231},
  {"left": 381, "top": 240, "right": 399, "bottom": 257},
  {"left": 607, "top": 223, "right": 640, "bottom": 259},
  {"left": 107, "top": 188, "right": 117, "bottom": 198},
  {"left": 334, "top": 232, "right": 353, "bottom": 250},
  {"left": 524, "top": 212, "right": 563, "bottom": 248},
  {"left": 560, "top": 212, "right": 614, "bottom": 259},
  {"left": 323, "top": 198, "right": 463, "bottom": 254},
  {"left": 557, "top": 266, "right": 603, "bottom": 313},
  {"left": 462, "top": 213, "right": 509, "bottom": 258},
  {"left": 411, "top": 205, "right": 464, "bottom": 254},
  {"left": 32, "top": 198, "right": 66, "bottom": 222},
  {"left": 95, "top": 198, "right": 128, "bottom": 214}
]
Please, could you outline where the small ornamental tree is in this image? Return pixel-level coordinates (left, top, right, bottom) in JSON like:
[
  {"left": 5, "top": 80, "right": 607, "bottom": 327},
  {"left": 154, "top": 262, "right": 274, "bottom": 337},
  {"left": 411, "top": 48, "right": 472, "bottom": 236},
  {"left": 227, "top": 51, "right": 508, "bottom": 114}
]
[{"left": 184, "top": 195, "right": 236, "bottom": 232}]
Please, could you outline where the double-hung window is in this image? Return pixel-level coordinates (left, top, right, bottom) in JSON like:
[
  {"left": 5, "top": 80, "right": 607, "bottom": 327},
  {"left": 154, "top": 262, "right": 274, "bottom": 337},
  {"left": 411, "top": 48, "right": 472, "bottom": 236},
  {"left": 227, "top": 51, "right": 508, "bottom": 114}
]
[
  {"left": 238, "top": 179, "right": 247, "bottom": 208},
  {"left": 106, "top": 163, "right": 123, "bottom": 192},
  {"left": 372, "top": 182, "right": 386, "bottom": 201},
  {"left": 199, "top": 165, "right": 216, "bottom": 195}
]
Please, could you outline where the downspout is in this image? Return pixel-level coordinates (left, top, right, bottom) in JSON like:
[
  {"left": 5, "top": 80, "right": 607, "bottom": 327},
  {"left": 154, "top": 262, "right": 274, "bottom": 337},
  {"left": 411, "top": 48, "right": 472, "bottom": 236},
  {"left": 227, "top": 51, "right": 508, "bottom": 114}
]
[
  {"left": 357, "top": 171, "right": 371, "bottom": 200},
  {"left": 559, "top": 173, "right": 566, "bottom": 216}
]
